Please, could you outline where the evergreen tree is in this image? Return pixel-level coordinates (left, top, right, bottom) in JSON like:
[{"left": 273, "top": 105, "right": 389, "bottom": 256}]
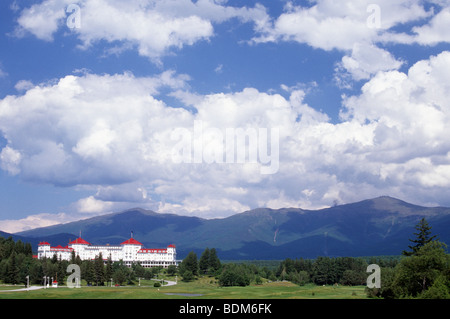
[
  {"left": 403, "top": 218, "right": 437, "bottom": 256},
  {"left": 105, "top": 255, "right": 113, "bottom": 283},
  {"left": 179, "top": 251, "right": 198, "bottom": 280},
  {"left": 75, "top": 254, "right": 82, "bottom": 265},
  {"left": 94, "top": 253, "right": 105, "bottom": 285},
  {"left": 199, "top": 248, "right": 210, "bottom": 275},
  {"left": 28, "top": 259, "right": 44, "bottom": 285},
  {"left": 6, "top": 251, "right": 20, "bottom": 284},
  {"left": 82, "top": 260, "right": 95, "bottom": 285},
  {"left": 57, "top": 259, "right": 68, "bottom": 285},
  {"left": 14, "top": 240, "right": 25, "bottom": 255},
  {"left": 208, "top": 248, "right": 221, "bottom": 275},
  {"left": 70, "top": 251, "right": 76, "bottom": 264},
  {"left": 24, "top": 242, "right": 33, "bottom": 256},
  {"left": 0, "top": 237, "right": 14, "bottom": 261},
  {"left": 51, "top": 253, "right": 58, "bottom": 264}
]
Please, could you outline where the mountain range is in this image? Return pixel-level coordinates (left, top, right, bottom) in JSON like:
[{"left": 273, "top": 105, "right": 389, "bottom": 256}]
[{"left": 6, "top": 196, "right": 450, "bottom": 260}]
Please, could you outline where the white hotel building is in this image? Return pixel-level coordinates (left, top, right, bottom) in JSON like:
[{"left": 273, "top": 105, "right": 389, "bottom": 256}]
[{"left": 37, "top": 237, "right": 178, "bottom": 268}]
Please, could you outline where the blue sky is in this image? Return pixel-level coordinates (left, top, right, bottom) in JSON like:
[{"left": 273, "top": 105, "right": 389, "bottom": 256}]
[{"left": 1, "top": 0, "right": 450, "bottom": 232}]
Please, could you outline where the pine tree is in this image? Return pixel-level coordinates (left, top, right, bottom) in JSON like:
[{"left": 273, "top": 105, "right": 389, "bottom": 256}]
[
  {"left": 208, "top": 248, "right": 221, "bottom": 274},
  {"left": 199, "top": 248, "right": 210, "bottom": 275},
  {"left": 6, "top": 251, "right": 20, "bottom": 284},
  {"left": 198, "top": 248, "right": 221, "bottom": 276},
  {"left": 403, "top": 218, "right": 438, "bottom": 256},
  {"left": 29, "top": 259, "right": 44, "bottom": 285},
  {"left": 94, "top": 252, "right": 105, "bottom": 285},
  {"left": 83, "top": 260, "right": 95, "bottom": 286},
  {"left": 24, "top": 242, "right": 33, "bottom": 256},
  {"left": 70, "top": 251, "right": 76, "bottom": 264},
  {"left": 105, "top": 255, "right": 113, "bottom": 283},
  {"left": 75, "top": 254, "right": 82, "bottom": 265},
  {"left": 179, "top": 251, "right": 198, "bottom": 280}
]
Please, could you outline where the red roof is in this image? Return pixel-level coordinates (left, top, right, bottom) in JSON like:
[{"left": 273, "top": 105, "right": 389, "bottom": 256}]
[
  {"left": 168, "top": 244, "right": 176, "bottom": 248},
  {"left": 120, "top": 238, "right": 143, "bottom": 245},
  {"left": 68, "top": 237, "right": 91, "bottom": 245},
  {"left": 38, "top": 241, "right": 51, "bottom": 246}
]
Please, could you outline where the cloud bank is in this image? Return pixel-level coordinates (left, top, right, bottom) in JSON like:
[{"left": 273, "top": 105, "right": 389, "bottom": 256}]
[
  {"left": 2, "top": 0, "right": 450, "bottom": 232},
  {"left": 14, "top": 0, "right": 269, "bottom": 62},
  {"left": 1, "top": 52, "right": 450, "bottom": 223}
]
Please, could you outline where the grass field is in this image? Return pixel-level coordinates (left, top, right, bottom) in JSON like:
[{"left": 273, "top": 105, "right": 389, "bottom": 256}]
[{"left": 0, "top": 277, "right": 368, "bottom": 299}]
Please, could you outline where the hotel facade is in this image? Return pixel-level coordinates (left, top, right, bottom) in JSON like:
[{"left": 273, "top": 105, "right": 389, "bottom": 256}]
[{"left": 37, "top": 237, "right": 178, "bottom": 268}]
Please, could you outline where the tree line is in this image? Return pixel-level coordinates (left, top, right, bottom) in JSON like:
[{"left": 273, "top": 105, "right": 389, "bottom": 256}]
[
  {"left": 271, "top": 218, "right": 449, "bottom": 298},
  {"left": 177, "top": 218, "right": 449, "bottom": 298},
  {"left": 178, "top": 247, "right": 399, "bottom": 287},
  {"left": 178, "top": 247, "right": 273, "bottom": 286},
  {"left": 276, "top": 256, "right": 382, "bottom": 286},
  {"left": 367, "top": 218, "right": 449, "bottom": 299},
  {"left": 0, "top": 237, "right": 33, "bottom": 285},
  {"left": 0, "top": 217, "right": 448, "bottom": 298}
]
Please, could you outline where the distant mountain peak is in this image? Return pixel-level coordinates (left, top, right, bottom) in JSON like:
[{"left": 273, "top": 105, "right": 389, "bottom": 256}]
[
  {"left": 14, "top": 196, "right": 450, "bottom": 259},
  {"left": 371, "top": 195, "right": 422, "bottom": 207},
  {"left": 371, "top": 195, "right": 408, "bottom": 202}
]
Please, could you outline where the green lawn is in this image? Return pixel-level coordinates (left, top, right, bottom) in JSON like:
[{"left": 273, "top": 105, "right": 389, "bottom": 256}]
[{"left": 0, "top": 277, "right": 368, "bottom": 299}]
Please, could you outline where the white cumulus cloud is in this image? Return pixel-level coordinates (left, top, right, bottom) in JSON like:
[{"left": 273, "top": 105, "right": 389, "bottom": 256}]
[
  {"left": 14, "top": 0, "right": 269, "bottom": 61},
  {"left": 1, "top": 51, "right": 450, "bottom": 229},
  {"left": 253, "top": 0, "right": 450, "bottom": 83}
]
